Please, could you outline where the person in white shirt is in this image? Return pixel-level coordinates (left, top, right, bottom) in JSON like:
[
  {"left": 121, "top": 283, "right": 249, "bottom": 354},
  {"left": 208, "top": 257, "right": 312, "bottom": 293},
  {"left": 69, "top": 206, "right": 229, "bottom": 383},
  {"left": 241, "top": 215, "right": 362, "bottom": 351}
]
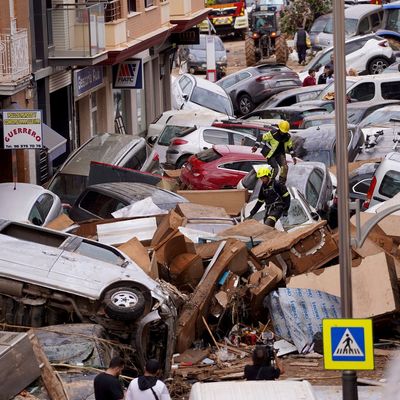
[{"left": 126, "top": 359, "right": 171, "bottom": 400}]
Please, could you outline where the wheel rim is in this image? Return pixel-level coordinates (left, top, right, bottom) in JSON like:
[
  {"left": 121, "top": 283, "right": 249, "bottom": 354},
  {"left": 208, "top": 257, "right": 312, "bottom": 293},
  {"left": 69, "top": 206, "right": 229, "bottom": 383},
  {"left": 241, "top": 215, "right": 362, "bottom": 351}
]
[
  {"left": 240, "top": 97, "right": 252, "bottom": 114},
  {"left": 111, "top": 290, "right": 139, "bottom": 308},
  {"left": 371, "top": 60, "right": 387, "bottom": 74}
]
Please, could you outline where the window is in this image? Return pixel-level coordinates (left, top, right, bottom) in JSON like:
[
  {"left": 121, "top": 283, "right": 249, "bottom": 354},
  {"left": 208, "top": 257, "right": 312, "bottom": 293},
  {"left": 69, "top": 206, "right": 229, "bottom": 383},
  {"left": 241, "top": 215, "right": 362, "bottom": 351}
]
[
  {"left": 75, "top": 240, "right": 126, "bottom": 266},
  {"left": 124, "top": 147, "right": 147, "bottom": 170},
  {"left": 221, "top": 160, "right": 265, "bottom": 172},
  {"left": 348, "top": 82, "right": 375, "bottom": 102},
  {"left": 238, "top": 71, "right": 251, "bottom": 81},
  {"left": 158, "top": 125, "right": 190, "bottom": 146},
  {"left": 218, "top": 74, "right": 239, "bottom": 89},
  {"left": 179, "top": 75, "right": 193, "bottom": 95},
  {"left": 352, "top": 179, "right": 372, "bottom": 195},
  {"left": 370, "top": 12, "right": 381, "bottom": 29},
  {"left": 196, "top": 149, "right": 222, "bottom": 162},
  {"left": 305, "top": 169, "right": 324, "bottom": 208},
  {"left": 190, "top": 87, "right": 233, "bottom": 115},
  {"left": 381, "top": 82, "right": 400, "bottom": 100},
  {"left": 232, "top": 133, "right": 253, "bottom": 145},
  {"left": 127, "top": 0, "right": 136, "bottom": 12},
  {"left": 144, "top": 0, "right": 153, "bottom": 7},
  {"left": 28, "top": 194, "right": 55, "bottom": 226},
  {"left": 279, "top": 95, "right": 297, "bottom": 107},
  {"left": 358, "top": 17, "right": 370, "bottom": 35},
  {"left": 79, "top": 191, "right": 128, "bottom": 219},
  {"left": 379, "top": 170, "right": 400, "bottom": 198},
  {"left": 203, "top": 129, "right": 230, "bottom": 145}
]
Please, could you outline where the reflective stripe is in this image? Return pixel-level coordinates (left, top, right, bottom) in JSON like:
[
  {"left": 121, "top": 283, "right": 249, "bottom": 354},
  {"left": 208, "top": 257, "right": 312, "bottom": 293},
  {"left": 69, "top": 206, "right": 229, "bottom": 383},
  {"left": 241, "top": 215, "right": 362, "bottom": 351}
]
[
  {"left": 267, "top": 215, "right": 277, "bottom": 222},
  {"left": 257, "top": 199, "right": 265, "bottom": 203},
  {"left": 282, "top": 192, "right": 290, "bottom": 197}
]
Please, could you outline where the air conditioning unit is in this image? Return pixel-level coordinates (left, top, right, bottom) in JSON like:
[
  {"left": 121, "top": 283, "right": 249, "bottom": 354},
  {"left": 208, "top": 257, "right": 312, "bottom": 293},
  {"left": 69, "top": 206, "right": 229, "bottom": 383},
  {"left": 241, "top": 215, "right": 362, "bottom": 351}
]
[{"left": 0, "top": 332, "right": 41, "bottom": 399}]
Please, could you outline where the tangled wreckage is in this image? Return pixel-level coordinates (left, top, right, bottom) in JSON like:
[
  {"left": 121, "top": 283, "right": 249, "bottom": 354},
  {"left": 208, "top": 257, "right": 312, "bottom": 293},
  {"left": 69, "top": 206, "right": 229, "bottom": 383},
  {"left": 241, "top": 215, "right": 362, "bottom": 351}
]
[{"left": 1, "top": 193, "right": 399, "bottom": 399}]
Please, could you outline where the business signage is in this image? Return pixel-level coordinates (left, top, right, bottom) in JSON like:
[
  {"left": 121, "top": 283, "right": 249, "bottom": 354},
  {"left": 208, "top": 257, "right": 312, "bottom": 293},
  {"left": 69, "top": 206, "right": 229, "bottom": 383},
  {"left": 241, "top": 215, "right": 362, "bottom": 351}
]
[
  {"left": 113, "top": 60, "right": 143, "bottom": 89},
  {"left": 171, "top": 28, "right": 200, "bottom": 45},
  {"left": 74, "top": 66, "right": 104, "bottom": 98},
  {"left": 2, "top": 110, "right": 43, "bottom": 150}
]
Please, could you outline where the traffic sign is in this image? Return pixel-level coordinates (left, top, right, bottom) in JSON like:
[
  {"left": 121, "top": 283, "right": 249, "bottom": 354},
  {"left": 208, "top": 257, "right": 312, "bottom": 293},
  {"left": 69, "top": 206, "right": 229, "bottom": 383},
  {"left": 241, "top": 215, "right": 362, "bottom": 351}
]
[{"left": 323, "top": 319, "right": 374, "bottom": 370}]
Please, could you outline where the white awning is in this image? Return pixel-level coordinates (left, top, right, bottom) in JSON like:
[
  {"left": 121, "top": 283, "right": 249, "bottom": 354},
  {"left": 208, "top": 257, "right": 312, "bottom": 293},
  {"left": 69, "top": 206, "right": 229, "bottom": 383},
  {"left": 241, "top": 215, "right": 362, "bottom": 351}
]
[{"left": 42, "top": 123, "right": 67, "bottom": 162}]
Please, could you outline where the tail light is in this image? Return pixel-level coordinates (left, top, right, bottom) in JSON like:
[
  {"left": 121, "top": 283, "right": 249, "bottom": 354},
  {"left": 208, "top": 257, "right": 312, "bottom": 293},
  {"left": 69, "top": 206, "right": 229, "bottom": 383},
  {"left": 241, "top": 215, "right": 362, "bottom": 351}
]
[
  {"left": 171, "top": 138, "right": 188, "bottom": 146},
  {"left": 271, "top": 32, "right": 277, "bottom": 37},
  {"left": 378, "top": 40, "right": 388, "bottom": 47},
  {"left": 239, "top": 3, "right": 244, "bottom": 15},
  {"left": 363, "top": 176, "right": 376, "bottom": 209},
  {"left": 252, "top": 32, "right": 260, "bottom": 39},
  {"left": 152, "top": 152, "right": 159, "bottom": 162},
  {"left": 256, "top": 75, "right": 272, "bottom": 82},
  {"left": 291, "top": 119, "right": 302, "bottom": 128}
]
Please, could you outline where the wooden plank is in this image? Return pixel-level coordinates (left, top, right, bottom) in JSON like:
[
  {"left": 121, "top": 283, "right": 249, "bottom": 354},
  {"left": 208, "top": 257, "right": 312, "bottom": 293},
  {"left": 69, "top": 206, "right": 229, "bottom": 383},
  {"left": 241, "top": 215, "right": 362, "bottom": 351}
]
[{"left": 28, "top": 330, "right": 69, "bottom": 400}]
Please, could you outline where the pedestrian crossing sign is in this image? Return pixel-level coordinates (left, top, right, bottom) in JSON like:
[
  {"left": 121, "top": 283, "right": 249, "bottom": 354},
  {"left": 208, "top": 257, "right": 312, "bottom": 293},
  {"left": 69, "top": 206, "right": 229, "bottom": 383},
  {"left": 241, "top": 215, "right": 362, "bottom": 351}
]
[{"left": 323, "top": 319, "right": 374, "bottom": 370}]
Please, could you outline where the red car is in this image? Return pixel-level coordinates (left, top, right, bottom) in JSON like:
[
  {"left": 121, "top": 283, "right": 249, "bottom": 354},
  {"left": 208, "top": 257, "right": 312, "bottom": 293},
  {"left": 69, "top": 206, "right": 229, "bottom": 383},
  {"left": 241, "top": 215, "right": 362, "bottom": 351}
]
[{"left": 180, "top": 145, "right": 268, "bottom": 190}]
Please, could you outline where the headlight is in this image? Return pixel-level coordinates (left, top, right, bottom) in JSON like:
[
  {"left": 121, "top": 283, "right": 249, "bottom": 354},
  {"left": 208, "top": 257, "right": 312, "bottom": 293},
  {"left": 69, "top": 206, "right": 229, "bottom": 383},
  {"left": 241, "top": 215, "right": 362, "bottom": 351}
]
[{"left": 188, "top": 54, "right": 196, "bottom": 61}]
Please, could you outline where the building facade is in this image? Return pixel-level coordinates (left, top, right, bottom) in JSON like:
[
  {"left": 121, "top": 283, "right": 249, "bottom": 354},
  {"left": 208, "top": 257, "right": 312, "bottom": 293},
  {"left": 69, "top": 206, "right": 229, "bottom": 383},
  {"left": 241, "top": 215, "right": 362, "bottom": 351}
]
[{"left": 0, "top": 0, "right": 208, "bottom": 184}]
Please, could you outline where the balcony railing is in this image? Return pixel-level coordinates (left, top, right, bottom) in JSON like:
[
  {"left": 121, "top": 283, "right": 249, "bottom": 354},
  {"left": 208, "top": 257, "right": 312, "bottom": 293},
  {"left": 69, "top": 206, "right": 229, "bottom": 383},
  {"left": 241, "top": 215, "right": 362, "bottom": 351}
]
[
  {"left": 47, "top": 2, "right": 106, "bottom": 59},
  {"left": 0, "top": 29, "right": 30, "bottom": 83}
]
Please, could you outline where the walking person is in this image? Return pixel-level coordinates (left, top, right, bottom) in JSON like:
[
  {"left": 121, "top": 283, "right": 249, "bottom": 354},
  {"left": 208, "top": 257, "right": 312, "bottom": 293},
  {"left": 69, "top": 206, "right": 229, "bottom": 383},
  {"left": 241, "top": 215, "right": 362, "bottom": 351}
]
[
  {"left": 247, "top": 166, "right": 291, "bottom": 227},
  {"left": 251, "top": 120, "right": 297, "bottom": 184},
  {"left": 126, "top": 359, "right": 171, "bottom": 400},
  {"left": 302, "top": 68, "right": 316, "bottom": 86},
  {"left": 293, "top": 25, "right": 310, "bottom": 65},
  {"left": 94, "top": 356, "right": 125, "bottom": 400}
]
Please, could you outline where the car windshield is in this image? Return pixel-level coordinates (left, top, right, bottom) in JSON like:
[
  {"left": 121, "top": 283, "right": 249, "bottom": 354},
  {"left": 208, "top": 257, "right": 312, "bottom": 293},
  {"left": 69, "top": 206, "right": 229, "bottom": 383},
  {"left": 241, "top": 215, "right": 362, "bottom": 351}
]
[
  {"left": 188, "top": 36, "right": 224, "bottom": 51},
  {"left": 360, "top": 108, "right": 400, "bottom": 128},
  {"left": 311, "top": 17, "right": 329, "bottom": 33},
  {"left": 384, "top": 8, "right": 400, "bottom": 32},
  {"left": 190, "top": 86, "right": 234, "bottom": 115},
  {"left": 49, "top": 174, "right": 87, "bottom": 206},
  {"left": 280, "top": 198, "right": 310, "bottom": 230},
  {"left": 319, "top": 80, "right": 355, "bottom": 100},
  {"left": 324, "top": 18, "right": 358, "bottom": 35},
  {"left": 303, "top": 150, "right": 332, "bottom": 166},
  {"left": 158, "top": 125, "right": 190, "bottom": 146}
]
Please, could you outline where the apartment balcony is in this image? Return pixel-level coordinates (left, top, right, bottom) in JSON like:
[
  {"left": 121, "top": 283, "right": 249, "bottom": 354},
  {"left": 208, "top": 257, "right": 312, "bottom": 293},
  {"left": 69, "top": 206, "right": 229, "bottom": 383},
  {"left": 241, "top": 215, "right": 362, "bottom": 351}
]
[
  {"left": 170, "top": 0, "right": 210, "bottom": 32},
  {"left": 0, "top": 29, "right": 31, "bottom": 95},
  {"left": 47, "top": 2, "right": 108, "bottom": 66}
]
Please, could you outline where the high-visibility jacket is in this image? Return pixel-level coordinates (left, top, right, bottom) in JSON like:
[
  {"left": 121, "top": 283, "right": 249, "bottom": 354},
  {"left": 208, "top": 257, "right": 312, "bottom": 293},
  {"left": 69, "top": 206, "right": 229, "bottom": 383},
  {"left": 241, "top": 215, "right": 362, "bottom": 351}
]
[{"left": 254, "top": 128, "right": 295, "bottom": 159}]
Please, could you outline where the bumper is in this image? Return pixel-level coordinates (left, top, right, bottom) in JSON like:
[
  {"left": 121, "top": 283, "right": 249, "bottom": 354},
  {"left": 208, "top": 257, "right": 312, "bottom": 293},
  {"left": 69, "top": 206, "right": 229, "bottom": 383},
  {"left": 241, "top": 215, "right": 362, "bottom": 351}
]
[{"left": 187, "top": 61, "right": 227, "bottom": 73}]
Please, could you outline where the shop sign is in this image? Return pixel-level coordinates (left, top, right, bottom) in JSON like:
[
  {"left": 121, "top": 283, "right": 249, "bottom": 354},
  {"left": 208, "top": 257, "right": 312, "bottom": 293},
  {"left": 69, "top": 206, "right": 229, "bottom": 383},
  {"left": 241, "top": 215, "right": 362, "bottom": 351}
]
[
  {"left": 113, "top": 60, "right": 143, "bottom": 89},
  {"left": 2, "top": 110, "right": 43, "bottom": 150},
  {"left": 74, "top": 67, "right": 104, "bottom": 97},
  {"left": 171, "top": 28, "right": 200, "bottom": 45}
]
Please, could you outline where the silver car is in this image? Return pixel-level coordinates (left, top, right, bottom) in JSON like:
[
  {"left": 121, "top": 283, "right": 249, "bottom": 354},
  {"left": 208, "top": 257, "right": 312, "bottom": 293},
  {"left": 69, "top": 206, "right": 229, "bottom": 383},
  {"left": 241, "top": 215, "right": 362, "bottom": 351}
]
[
  {"left": 0, "top": 219, "right": 177, "bottom": 371},
  {"left": 165, "top": 126, "right": 256, "bottom": 169}
]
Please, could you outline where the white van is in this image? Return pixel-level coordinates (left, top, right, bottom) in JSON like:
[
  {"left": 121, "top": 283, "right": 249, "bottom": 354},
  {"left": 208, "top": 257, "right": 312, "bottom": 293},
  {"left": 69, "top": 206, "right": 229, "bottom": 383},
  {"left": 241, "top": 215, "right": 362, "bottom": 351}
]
[
  {"left": 364, "top": 151, "right": 400, "bottom": 208},
  {"left": 318, "top": 73, "right": 400, "bottom": 105}
]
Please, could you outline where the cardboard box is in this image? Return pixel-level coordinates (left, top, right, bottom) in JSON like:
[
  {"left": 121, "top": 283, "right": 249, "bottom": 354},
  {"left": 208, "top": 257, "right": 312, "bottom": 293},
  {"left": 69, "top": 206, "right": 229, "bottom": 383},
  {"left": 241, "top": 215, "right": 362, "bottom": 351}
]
[
  {"left": 177, "top": 189, "right": 249, "bottom": 216},
  {"left": 286, "top": 252, "right": 400, "bottom": 318}
]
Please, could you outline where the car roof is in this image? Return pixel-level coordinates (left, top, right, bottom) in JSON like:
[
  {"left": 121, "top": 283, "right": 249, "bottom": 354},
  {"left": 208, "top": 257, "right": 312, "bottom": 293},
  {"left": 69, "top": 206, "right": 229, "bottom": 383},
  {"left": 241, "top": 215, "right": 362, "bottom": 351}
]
[
  {"left": 286, "top": 162, "right": 327, "bottom": 193},
  {"left": 348, "top": 100, "right": 400, "bottom": 110},
  {"left": 293, "top": 125, "right": 337, "bottom": 151},
  {"left": 82, "top": 182, "right": 187, "bottom": 206},
  {"left": 268, "top": 105, "right": 326, "bottom": 112},
  {"left": 166, "top": 109, "right": 227, "bottom": 127},
  {"left": 0, "top": 183, "right": 54, "bottom": 221},
  {"left": 182, "top": 73, "right": 229, "bottom": 97},
  {"left": 60, "top": 133, "right": 144, "bottom": 176},
  {"left": 213, "top": 144, "right": 266, "bottom": 156},
  {"left": 344, "top": 4, "right": 381, "bottom": 17},
  {"left": 213, "top": 120, "right": 273, "bottom": 130}
]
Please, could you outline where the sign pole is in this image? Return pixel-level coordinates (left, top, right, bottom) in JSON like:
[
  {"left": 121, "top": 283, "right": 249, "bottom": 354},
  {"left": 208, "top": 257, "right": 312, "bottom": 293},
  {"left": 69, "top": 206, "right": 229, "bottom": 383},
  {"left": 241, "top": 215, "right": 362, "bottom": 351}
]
[
  {"left": 333, "top": 0, "right": 358, "bottom": 396},
  {"left": 11, "top": 149, "right": 18, "bottom": 183}
]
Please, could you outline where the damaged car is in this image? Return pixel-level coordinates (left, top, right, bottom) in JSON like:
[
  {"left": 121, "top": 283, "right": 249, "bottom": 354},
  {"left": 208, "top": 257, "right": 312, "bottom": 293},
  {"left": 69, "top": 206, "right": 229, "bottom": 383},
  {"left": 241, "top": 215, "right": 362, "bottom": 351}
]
[{"left": 0, "top": 219, "right": 178, "bottom": 372}]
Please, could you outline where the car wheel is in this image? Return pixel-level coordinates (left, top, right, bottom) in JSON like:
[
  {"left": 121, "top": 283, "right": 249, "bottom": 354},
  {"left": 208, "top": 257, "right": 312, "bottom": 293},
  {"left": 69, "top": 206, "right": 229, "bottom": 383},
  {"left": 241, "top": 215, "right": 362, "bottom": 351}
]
[
  {"left": 368, "top": 57, "right": 389, "bottom": 74},
  {"left": 103, "top": 287, "right": 146, "bottom": 321},
  {"left": 238, "top": 94, "right": 255, "bottom": 115},
  {"left": 176, "top": 155, "right": 191, "bottom": 169}
]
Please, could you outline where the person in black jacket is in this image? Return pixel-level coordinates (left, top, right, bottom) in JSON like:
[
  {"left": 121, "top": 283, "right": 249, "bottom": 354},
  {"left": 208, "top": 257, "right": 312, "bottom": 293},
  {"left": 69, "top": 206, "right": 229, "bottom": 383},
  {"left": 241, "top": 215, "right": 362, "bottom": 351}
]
[
  {"left": 94, "top": 356, "right": 125, "bottom": 400},
  {"left": 248, "top": 165, "right": 291, "bottom": 227},
  {"left": 244, "top": 345, "right": 283, "bottom": 380}
]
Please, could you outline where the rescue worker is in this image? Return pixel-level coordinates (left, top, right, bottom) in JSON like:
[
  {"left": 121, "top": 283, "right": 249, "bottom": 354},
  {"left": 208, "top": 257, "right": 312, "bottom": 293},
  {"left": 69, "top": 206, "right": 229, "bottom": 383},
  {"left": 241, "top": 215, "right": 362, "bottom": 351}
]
[
  {"left": 247, "top": 166, "right": 291, "bottom": 227},
  {"left": 251, "top": 120, "right": 296, "bottom": 184}
]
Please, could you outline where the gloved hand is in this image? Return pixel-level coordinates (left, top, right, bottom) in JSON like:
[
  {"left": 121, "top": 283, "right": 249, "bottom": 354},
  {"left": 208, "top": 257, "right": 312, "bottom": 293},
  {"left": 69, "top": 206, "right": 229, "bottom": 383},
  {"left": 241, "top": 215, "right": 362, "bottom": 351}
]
[{"left": 251, "top": 146, "right": 257, "bottom": 153}]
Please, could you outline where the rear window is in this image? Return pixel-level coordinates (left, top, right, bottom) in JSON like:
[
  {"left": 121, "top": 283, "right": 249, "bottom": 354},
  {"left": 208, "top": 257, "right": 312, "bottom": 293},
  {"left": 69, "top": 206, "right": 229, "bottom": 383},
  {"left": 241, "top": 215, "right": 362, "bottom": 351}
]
[
  {"left": 379, "top": 170, "right": 400, "bottom": 198},
  {"left": 256, "top": 66, "right": 292, "bottom": 73},
  {"left": 79, "top": 191, "right": 128, "bottom": 219},
  {"left": 158, "top": 125, "right": 190, "bottom": 146},
  {"left": 196, "top": 148, "right": 222, "bottom": 163},
  {"left": 381, "top": 82, "right": 400, "bottom": 100},
  {"left": 191, "top": 86, "right": 233, "bottom": 115}
]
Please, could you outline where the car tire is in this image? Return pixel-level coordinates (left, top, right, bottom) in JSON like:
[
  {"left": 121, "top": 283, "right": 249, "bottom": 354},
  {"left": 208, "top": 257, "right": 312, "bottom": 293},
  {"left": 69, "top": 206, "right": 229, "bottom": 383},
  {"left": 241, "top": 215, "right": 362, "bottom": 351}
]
[
  {"left": 275, "top": 36, "right": 288, "bottom": 64},
  {"left": 103, "top": 287, "right": 146, "bottom": 321},
  {"left": 368, "top": 57, "right": 389, "bottom": 74},
  {"left": 176, "top": 155, "right": 191, "bottom": 169},
  {"left": 238, "top": 94, "right": 255, "bottom": 115},
  {"left": 245, "top": 37, "right": 257, "bottom": 66}
]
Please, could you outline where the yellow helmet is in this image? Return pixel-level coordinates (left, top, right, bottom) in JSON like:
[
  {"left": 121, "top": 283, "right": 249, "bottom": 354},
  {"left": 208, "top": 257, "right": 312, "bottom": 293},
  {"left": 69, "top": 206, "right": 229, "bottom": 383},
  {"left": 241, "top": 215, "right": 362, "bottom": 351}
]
[
  {"left": 256, "top": 166, "right": 273, "bottom": 179},
  {"left": 278, "top": 120, "right": 290, "bottom": 133}
]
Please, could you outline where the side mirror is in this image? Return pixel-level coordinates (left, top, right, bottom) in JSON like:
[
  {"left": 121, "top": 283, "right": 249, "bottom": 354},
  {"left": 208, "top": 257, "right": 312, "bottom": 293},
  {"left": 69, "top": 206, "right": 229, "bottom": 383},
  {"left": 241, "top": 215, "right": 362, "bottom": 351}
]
[{"left": 147, "top": 136, "right": 158, "bottom": 146}]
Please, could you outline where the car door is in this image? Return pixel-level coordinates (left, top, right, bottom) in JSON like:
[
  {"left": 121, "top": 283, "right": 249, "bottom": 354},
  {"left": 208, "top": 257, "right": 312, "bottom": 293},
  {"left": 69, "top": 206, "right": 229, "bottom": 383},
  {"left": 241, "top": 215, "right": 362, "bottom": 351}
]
[
  {"left": 201, "top": 128, "right": 232, "bottom": 149},
  {"left": 231, "top": 132, "right": 256, "bottom": 147}
]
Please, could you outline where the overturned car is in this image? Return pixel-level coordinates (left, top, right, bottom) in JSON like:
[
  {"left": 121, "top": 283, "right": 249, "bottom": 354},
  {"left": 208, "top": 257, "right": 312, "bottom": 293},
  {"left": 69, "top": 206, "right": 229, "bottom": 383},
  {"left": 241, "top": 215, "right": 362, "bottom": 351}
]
[{"left": 0, "top": 219, "right": 177, "bottom": 372}]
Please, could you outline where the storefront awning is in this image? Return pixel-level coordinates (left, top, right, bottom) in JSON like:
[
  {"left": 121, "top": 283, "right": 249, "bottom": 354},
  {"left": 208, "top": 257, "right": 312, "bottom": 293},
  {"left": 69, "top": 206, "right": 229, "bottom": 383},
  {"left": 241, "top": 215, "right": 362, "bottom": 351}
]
[{"left": 42, "top": 123, "right": 67, "bottom": 162}]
